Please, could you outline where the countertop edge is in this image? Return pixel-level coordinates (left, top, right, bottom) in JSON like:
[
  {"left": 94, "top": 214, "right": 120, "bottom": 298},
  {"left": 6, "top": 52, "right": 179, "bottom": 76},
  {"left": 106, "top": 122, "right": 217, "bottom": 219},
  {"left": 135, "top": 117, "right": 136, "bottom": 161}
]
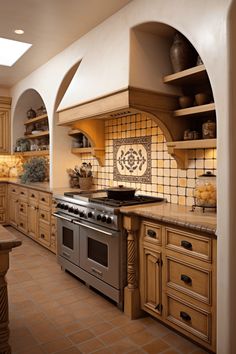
[{"left": 0, "top": 226, "right": 22, "bottom": 250}]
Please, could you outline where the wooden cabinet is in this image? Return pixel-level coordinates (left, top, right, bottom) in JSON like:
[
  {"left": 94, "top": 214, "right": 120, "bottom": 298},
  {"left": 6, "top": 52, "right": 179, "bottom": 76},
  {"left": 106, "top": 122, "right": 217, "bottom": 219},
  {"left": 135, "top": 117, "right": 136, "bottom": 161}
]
[
  {"left": 138, "top": 219, "right": 216, "bottom": 352},
  {"left": 163, "top": 65, "right": 216, "bottom": 169},
  {"left": 7, "top": 184, "right": 56, "bottom": 253},
  {"left": 0, "top": 184, "right": 7, "bottom": 224},
  {"left": 0, "top": 97, "right": 11, "bottom": 154}
]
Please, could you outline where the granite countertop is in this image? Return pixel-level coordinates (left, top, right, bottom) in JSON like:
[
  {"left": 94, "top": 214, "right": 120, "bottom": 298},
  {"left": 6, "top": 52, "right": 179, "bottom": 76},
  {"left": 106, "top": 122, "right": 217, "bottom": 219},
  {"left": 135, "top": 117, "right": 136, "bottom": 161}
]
[
  {"left": 120, "top": 201, "right": 217, "bottom": 235},
  {"left": 0, "top": 225, "right": 22, "bottom": 250}
]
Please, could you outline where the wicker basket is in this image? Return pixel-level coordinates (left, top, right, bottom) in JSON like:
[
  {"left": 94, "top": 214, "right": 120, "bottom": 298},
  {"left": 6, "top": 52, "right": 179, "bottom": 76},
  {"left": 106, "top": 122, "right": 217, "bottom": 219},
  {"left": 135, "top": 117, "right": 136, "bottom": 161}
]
[{"left": 79, "top": 176, "right": 93, "bottom": 190}]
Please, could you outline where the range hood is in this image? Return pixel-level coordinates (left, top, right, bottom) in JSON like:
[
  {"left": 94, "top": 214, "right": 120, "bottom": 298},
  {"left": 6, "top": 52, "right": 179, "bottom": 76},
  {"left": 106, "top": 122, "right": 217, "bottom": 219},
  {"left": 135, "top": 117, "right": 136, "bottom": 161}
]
[{"left": 57, "top": 86, "right": 178, "bottom": 126}]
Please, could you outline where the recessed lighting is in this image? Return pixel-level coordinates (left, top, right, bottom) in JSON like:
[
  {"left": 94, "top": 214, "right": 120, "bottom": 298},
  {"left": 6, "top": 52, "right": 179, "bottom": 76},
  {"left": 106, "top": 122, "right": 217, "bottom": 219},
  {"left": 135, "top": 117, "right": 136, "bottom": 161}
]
[
  {"left": 14, "top": 29, "right": 24, "bottom": 35},
  {"left": 0, "top": 37, "right": 32, "bottom": 67}
]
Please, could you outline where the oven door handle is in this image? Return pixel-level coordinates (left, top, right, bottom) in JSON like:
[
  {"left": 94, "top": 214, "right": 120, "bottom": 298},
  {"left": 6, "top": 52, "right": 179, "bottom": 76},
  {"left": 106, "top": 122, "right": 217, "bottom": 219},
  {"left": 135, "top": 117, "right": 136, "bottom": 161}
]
[
  {"left": 52, "top": 212, "right": 73, "bottom": 223},
  {"left": 72, "top": 220, "right": 113, "bottom": 236}
]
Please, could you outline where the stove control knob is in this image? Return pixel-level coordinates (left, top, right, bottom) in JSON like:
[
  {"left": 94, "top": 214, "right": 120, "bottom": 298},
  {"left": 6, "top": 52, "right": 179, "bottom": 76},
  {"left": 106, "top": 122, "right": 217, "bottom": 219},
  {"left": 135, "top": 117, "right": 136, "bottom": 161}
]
[
  {"left": 80, "top": 211, "right": 85, "bottom": 218},
  {"left": 106, "top": 217, "right": 112, "bottom": 224},
  {"left": 87, "top": 212, "right": 93, "bottom": 218},
  {"left": 64, "top": 205, "right": 69, "bottom": 210},
  {"left": 97, "top": 214, "right": 102, "bottom": 221},
  {"left": 74, "top": 209, "right": 79, "bottom": 215},
  {"left": 60, "top": 204, "right": 65, "bottom": 209},
  {"left": 68, "top": 207, "right": 74, "bottom": 213},
  {"left": 101, "top": 215, "right": 107, "bottom": 222},
  {"left": 56, "top": 203, "right": 62, "bottom": 208}
]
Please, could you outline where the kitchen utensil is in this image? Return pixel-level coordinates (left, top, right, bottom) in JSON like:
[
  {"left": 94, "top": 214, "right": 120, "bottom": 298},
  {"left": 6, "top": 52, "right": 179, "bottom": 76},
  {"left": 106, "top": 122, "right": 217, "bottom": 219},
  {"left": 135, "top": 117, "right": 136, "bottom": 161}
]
[{"left": 106, "top": 185, "right": 137, "bottom": 200}]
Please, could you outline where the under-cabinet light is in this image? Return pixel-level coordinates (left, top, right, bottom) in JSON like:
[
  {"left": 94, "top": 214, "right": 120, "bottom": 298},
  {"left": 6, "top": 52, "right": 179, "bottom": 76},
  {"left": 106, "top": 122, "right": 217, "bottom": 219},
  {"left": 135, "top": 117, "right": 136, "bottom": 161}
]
[
  {"left": 0, "top": 37, "right": 32, "bottom": 66},
  {"left": 14, "top": 29, "right": 24, "bottom": 35}
]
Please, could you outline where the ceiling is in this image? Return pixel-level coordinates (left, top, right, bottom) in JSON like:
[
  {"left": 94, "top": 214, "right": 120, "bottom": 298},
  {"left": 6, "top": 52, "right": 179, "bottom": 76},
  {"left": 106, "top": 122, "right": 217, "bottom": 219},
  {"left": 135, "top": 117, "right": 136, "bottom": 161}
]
[{"left": 0, "top": 0, "right": 132, "bottom": 88}]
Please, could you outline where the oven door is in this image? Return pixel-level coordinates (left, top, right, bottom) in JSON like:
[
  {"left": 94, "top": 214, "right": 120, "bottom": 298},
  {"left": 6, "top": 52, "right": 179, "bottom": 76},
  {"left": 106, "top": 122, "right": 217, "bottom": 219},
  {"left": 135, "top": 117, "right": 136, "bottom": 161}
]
[
  {"left": 76, "top": 220, "right": 120, "bottom": 289},
  {"left": 56, "top": 213, "right": 80, "bottom": 265}
]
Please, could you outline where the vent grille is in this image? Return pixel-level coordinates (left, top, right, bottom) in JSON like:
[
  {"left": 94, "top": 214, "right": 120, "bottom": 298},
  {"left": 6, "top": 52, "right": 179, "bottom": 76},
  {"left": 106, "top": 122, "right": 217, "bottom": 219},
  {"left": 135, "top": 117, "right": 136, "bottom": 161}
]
[{"left": 110, "top": 110, "right": 132, "bottom": 118}]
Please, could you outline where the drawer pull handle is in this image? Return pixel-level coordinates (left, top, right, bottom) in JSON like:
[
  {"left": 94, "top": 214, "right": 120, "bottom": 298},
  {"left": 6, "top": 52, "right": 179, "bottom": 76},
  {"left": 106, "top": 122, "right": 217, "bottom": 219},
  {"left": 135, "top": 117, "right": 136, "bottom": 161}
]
[
  {"left": 91, "top": 267, "right": 103, "bottom": 276},
  {"left": 41, "top": 198, "right": 45, "bottom": 202},
  {"left": 20, "top": 223, "right": 23, "bottom": 227},
  {"left": 181, "top": 274, "right": 192, "bottom": 284},
  {"left": 20, "top": 208, "right": 23, "bottom": 212},
  {"left": 13, "top": 189, "right": 15, "bottom": 192},
  {"left": 41, "top": 214, "right": 45, "bottom": 218},
  {"left": 41, "top": 234, "right": 45, "bottom": 239},
  {"left": 181, "top": 240, "right": 192, "bottom": 250},
  {"left": 21, "top": 192, "right": 24, "bottom": 195},
  {"left": 62, "top": 251, "right": 70, "bottom": 258},
  {"left": 180, "top": 311, "right": 191, "bottom": 321},
  {"left": 147, "top": 229, "right": 156, "bottom": 238},
  {"left": 31, "top": 194, "right": 35, "bottom": 198}
]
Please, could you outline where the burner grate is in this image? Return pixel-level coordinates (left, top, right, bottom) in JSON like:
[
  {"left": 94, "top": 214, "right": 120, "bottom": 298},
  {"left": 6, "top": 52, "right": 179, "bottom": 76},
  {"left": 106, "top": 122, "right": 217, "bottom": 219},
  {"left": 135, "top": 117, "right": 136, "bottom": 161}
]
[{"left": 89, "top": 196, "right": 165, "bottom": 207}]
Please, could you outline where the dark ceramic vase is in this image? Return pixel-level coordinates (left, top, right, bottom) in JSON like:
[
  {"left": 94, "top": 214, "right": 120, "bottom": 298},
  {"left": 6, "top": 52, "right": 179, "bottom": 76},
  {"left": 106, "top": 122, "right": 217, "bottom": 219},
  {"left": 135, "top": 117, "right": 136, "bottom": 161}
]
[
  {"left": 27, "top": 107, "right": 36, "bottom": 119},
  {"left": 170, "top": 33, "right": 196, "bottom": 73}
]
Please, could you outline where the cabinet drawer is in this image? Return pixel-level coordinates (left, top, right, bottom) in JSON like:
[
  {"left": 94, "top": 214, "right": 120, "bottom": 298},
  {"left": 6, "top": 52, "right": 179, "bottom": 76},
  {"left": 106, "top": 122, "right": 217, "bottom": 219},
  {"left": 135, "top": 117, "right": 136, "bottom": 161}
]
[
  {"left": 38, "top": 224, "right": 50, "bottom": 247},
  {"left": 28, "top": 189, "right": 39, "bottom": 205},
  {"left": 39, "top": 209, "right": 50, "bottom": 224},
  {"left": 166, "top": 256, "right": 211, "bottom": 304},
  {"left": 19, "top": 201, "right": 27, "bottom": 215},
  {"left": 39, "top": 192, "right": 51, "bottom": 210},
  {"left": 166, "top": 294, "right": 211, "bottom": 344},
  {"left": 51, "top": 215, "right": 57, "bottom": 228},
  {"left": 18, "top": 187, "right": 28, "bottom": 201},
  {"left": 18, "top": 216, "right": 27, "bottom": 234},
  {"left": 142, "top": 221, "right": 162, "bottom": 246},
  {"left": 9, "top": 184, "right": 19, "bottom": 195},
  {"left": 0, "top": 185, "right": 6, "bottom": 194},
  {"left": 165, "top": 227, "right": 212, "bottom": 262}
]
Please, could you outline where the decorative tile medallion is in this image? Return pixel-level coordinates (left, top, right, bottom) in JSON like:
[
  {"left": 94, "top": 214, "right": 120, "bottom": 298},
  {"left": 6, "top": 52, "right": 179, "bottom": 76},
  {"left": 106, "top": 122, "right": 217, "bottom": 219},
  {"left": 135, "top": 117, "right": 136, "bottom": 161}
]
[{"left": 113, "top": 136, "right": 152, "bottom": 183}]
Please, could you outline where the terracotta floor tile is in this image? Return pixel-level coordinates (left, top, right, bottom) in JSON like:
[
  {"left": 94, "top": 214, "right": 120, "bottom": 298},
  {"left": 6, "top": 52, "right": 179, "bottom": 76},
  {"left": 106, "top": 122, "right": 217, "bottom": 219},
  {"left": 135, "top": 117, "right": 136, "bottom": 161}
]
[
  {"left": 142, "top": 339, "right": 170, "bottom": 354},
  {"left": 40, "top": 337, "right": 72, "bottom": 354},
  {"left": 108, "top": 337, "right": 138, "bottom": 353},
  {"left": 59, "top": 322, "right": 84, "bottom": 335},
  {"left": 68, "top": 329, "right": 94, "bottom": 344},
  {"left": 129, "top": 330, "right": 157, "bottom": 346},
  {"left": 15, "top": 345, "right": 45, "bottom": 354},
  {"left": 77, "top": 337, "right": 104, "bottom": 353},
  {"left": 54, "top": 347, "right": 82, "bottom": 354},
  {"left": 99, "top": 328, "right": 124, "bottom": 345},
  {"left": 90, "top": 322, "right": 115, "bottom": 336},
  {"left": 91, "top": 348, "right": 113, "bottom": 354},
  {"left": 119, "top": 321, "right": 146, "bottom": 336}
]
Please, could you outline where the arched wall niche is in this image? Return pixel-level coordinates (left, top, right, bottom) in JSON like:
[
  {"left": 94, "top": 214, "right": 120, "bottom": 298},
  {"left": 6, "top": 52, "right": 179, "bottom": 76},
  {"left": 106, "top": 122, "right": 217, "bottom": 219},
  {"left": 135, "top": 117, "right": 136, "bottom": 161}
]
[{"left": 13, "top": 89, "right": 48, "bottom": 152}]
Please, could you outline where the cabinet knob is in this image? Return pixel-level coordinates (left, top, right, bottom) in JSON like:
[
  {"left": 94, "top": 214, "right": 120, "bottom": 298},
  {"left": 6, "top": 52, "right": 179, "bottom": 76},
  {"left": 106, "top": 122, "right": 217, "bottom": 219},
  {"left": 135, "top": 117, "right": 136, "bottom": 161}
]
[
  {"left": 180, "top": 311, "right": 191, "bottom": 321},
  {"left": 41, "top": 214, "right": 45, "bottom": 218},
  {"left": 20, "top": 208, "right": 23, "bottom": 212},
  {"left": 147, "top": 229, "right": 156, "bottom": 238},
  {"left": 41, "top": 198, "right": 45, "bottom": 202},
  {"left": 31, "top": 194, "right": 35, "bottom": 198},
  {"left": 181, "top": 274, "right": 192, "bottom": 284},
  {"left": 181, "top": 240, "right": 192, "bottom": 250},
  {"left": 20, "top": 222, "right": 23, "bottom": 227},
  {"left": 41, "top": 234, "right": 45, "bottom": 239}
]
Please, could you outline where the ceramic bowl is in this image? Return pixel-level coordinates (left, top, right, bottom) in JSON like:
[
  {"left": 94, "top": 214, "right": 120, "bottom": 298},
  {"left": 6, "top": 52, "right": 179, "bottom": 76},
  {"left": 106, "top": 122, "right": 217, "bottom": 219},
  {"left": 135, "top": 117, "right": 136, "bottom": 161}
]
[
  {"left": 178, "top": 95, "right": 194, "bottom": 109},
  {"left": 195, "top": 93, "right": 211, "bottom": 106}
]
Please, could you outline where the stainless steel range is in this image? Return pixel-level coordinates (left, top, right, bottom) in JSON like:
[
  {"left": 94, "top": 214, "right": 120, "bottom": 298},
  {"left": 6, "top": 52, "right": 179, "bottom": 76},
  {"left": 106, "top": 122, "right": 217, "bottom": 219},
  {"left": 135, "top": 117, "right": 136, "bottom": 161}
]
[{"left": 53, "top": 190, "right": 164, "bottom": 307}]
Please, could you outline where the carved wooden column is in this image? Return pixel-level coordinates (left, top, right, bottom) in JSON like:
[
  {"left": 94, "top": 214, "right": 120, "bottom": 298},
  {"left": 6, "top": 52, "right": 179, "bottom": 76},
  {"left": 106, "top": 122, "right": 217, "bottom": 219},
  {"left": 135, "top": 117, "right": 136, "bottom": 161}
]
[
  {"left": 0, "top": 227, "right": 21, "bottom": 353},
  {"left": 123, "top": 215, "right": 143, "bottom": 319}
]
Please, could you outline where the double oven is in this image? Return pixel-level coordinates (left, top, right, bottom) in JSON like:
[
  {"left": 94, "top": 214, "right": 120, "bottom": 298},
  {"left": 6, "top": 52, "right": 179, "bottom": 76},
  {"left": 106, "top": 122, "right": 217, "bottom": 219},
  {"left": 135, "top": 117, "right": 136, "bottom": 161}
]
[{"left": 54, "top": 191, "right": 164, "bottom": 307}]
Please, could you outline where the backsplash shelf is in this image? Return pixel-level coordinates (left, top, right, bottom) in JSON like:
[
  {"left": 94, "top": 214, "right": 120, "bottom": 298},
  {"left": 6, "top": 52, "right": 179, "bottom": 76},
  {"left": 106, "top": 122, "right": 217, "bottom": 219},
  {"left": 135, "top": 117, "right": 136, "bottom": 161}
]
[
  {"left": 167, "top": 138, "right": 217, "bottom": 169},
  {"left": 14, "top": 150, "right": 49, "bottom": 157},
  {"left": 24, "top": 114, "right": 48, "bottom": 125},
  {"left": 71, "top": 147, "right": 105, "bottom": 166},
  {"left": 26, "top": 131, "right": 49, "bottom": 139}
]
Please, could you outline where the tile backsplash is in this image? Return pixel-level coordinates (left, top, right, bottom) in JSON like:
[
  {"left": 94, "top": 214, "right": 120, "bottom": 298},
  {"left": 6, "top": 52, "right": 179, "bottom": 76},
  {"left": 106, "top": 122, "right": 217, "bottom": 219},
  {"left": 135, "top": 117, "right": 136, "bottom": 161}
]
[
  {"left": 0, "top": 155, "right": 23, "bottom": 177},
  {"left": 79, "top": 113, "right": 217, "bottom": 206}
]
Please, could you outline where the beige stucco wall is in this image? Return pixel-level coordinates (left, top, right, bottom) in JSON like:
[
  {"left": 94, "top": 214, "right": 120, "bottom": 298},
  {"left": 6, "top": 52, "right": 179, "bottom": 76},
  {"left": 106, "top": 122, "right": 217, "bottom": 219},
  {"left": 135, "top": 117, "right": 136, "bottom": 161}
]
[{"left": 10, "top": 0, "right": 233, "bottom": 352}]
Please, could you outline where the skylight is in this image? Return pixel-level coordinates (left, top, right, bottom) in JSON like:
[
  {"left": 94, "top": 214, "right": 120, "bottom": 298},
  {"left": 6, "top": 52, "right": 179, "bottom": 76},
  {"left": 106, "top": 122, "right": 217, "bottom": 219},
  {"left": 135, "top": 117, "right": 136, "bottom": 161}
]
[{"left": 0, "top": 37, "right": 32, "bottom": 67}]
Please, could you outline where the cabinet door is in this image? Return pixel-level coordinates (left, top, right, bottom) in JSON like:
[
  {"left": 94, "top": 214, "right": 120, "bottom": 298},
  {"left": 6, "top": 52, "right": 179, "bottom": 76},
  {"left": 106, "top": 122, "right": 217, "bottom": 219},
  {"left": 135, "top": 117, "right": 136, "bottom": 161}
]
[
  {"left": 8, "top": 196, "right": 18, "bottom": 227},
  {"left": 0, "top": 109, "right": 10, "bottom": 153},
  {"left": 141, "top": 248, "right": 162, "bottom": 315},
  {"left": 27, "top": 204, "right": 38, "bottom": 240}
]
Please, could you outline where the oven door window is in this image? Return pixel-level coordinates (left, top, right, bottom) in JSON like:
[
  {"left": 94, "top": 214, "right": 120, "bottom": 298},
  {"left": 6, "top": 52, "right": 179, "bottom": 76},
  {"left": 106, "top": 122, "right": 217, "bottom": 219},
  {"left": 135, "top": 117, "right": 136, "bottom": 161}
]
[
  {"left": 62, "top": 226, "right": 74, "bottom": 250},
  {"left": 88, "top": 238, "right": 108, "bottom": 267}
]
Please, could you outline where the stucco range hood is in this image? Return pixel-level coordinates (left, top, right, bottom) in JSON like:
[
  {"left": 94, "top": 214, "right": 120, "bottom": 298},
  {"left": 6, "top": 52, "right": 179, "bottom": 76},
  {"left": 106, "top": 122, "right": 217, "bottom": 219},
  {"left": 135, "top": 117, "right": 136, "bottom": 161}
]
[{"left": 57, "top": 86, "right": 178, "bottom": 126}]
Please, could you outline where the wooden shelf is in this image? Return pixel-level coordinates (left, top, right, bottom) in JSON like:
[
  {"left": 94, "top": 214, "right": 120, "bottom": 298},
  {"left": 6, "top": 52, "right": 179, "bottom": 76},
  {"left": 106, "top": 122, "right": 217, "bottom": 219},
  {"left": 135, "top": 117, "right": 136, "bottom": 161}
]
[
  {"left": 14, "top": 150, "right": 49, "bottom": 157},
  {"left": 167, "top": 138, "right": 217, "bottom": 169},
  {"left": 71, "top": 147, "right": 105, "bottom": 166},
  {"left": 24, "top": 114, "right": 48, "bottom": 125},
  {"left": 163, "top": 65, "right": 208, "bottom": 86},
  {"left": 174, "top": 103, "right": 215, "bottom": 118},
  {"left": 68, "top": 129, "right": 81, "bottom": 136},
  {"left": 25, "top": 131, "right": 49, "bottom": 139}
]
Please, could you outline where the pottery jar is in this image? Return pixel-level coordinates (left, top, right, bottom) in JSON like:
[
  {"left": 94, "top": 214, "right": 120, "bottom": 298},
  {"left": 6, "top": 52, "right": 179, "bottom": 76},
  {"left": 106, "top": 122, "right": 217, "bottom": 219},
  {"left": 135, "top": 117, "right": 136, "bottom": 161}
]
[
  {"left": 202, "top": 120, "right": 216, "bottom": 139},
  {"left": 170, "top": 33, "right": 196, "bottom": 73}
]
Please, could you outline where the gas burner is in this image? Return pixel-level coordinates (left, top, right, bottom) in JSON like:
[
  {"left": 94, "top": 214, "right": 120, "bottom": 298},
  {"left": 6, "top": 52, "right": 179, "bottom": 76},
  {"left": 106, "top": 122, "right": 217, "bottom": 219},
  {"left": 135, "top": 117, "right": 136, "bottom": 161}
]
[{"left": 89, "top": 195, "right": 165, "bottom": 207}]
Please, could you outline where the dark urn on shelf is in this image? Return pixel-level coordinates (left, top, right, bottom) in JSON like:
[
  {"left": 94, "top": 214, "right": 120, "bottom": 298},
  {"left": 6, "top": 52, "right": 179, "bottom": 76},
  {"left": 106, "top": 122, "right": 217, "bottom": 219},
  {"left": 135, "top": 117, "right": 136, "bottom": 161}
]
[
  {"left": 27, "top": 107, "right": 36, "bottom": 119},
  {"left": 170, "top": 33, "right": 197, "bottom": 73}
]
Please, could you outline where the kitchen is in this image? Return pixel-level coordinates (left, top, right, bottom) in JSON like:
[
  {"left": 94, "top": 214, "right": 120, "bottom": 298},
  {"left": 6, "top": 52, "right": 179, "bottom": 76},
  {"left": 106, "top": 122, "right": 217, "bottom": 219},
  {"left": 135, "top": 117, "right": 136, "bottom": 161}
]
[{"left": 0, "top": 0, "right": 235, "bottom": 353}]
